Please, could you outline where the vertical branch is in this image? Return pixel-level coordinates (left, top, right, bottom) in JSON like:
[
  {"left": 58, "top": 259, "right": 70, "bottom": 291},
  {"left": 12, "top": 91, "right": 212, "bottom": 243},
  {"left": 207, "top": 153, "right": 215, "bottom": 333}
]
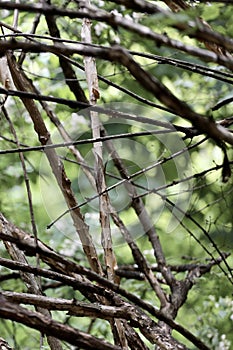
[
  {"left": 81, "top": 4, "right": 117, "bottom": 284},
  {"left": 42, "top": 7, "right": 169, "bottom": 311},
  {"left": 40, "top": 10, "right": 174, "bottom": 342},
  {"left": 81, "top": 4, "right": 128, "bottom": 348},
  {"left": 12, "top": 0, "right": 20, "bottom": 28}
]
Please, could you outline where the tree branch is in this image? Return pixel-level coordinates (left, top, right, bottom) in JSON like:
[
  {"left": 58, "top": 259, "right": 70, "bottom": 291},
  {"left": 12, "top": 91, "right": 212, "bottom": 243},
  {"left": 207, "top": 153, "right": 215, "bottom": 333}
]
[{"left": 0, "top": 293, "right": 121, "bottom": 350}]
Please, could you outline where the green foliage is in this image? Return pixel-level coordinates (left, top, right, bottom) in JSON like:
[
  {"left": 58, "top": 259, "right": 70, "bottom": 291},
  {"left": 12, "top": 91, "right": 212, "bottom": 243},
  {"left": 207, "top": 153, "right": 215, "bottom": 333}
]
[{"left": 194, "top": 295, "right": 233, "bottom": 349}]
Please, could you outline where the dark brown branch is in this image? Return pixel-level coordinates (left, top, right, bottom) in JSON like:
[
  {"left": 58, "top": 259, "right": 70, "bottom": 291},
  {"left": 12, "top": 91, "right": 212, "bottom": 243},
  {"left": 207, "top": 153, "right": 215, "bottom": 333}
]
[
  {"left": 0, "top": 40, "right": 233, "bottom": 145},
  {"left": 0, "top": 293, "right": 121, "bottom": 350},
  {"left": 0, "top": 5, "right": 232, "bottom": 69},
  {"left": 44, "top": 13, "right": 88, "bottom": 104},
  {"left": 107, "top": 0, "right": 167, "bottom": 14},
  {"left": 124, "top": 321, "right": 150, "bottom": 350},
  {"left": 175, "top": 19, "right": 233, "bottom": 54},
  {"left": 1, "top": 29, "right": 233, "bottom": 81},
  {"left": 0, "top": 234, "right": 210, "bottom": 349},
  {"left": 2, "top": 291, "right": 136, "bottom": 320},
  {"left": 0, "top": 291, "right": 190, "bottom": 349},
  {"left": 3, "top": 31, "right": 232, "bottom": 84},
  {"left": 0, "top": 272, "right": 20, "bottom": 283},
  {"left": 212, "top": 97, "right": 233, "bottom": 111}
]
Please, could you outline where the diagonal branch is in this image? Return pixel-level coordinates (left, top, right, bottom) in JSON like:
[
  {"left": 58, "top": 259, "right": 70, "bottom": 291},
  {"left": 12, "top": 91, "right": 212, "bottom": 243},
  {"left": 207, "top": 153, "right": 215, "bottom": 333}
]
[
  {"left": 1, "top": 2, "right": 233, "bottom": 66},
  {"left": 6, "top": 51, "right": 103, "bottom": 275},
  {"left": 0, "top": 40, "right": 233, "bottom": 146}
]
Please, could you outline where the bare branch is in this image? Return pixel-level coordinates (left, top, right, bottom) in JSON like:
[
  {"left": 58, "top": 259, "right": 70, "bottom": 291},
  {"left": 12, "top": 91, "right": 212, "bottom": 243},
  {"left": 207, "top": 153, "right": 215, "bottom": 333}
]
[{"left": 0, "top": 293, "right": 121, "bottom": 350}]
